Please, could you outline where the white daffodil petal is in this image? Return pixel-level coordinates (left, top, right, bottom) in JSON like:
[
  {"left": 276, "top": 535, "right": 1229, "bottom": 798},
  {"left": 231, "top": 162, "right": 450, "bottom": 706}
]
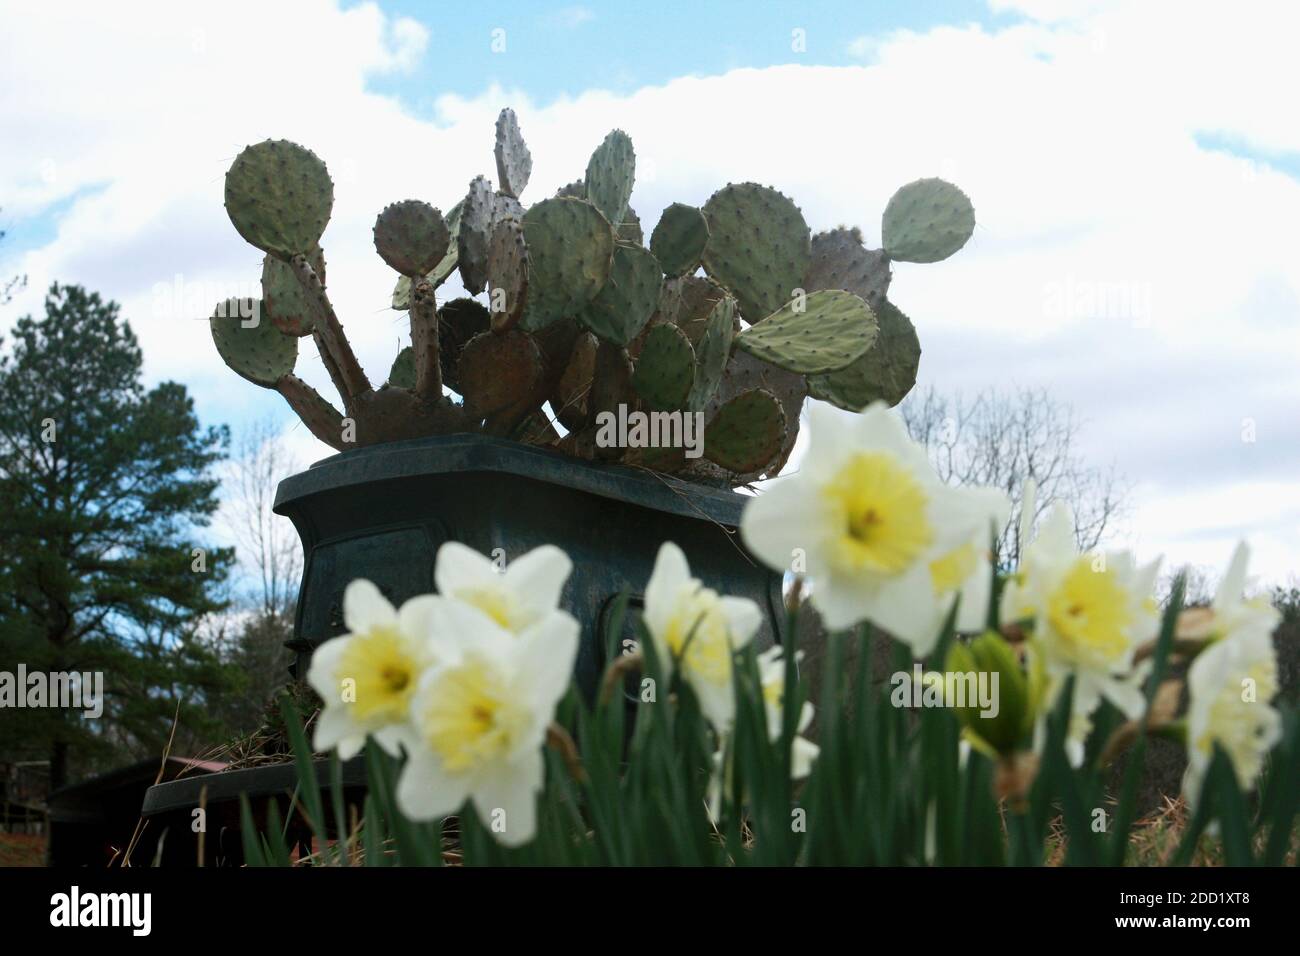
[
  {"left": 397, "top": 750, "right": 472, "bottom": 822},
  {"left": 472, "top": 751, "right": 543, "bottom": 848},
  {"left": 644, "top": 542, "right": 693, "bottom": 638},
  {"left": 503, "top": 545, "right": 573, "bottom": 620},
  {"left": 434, "top": 541, "right": 502, "bottom": 598},
  {"left": 514, "top": 612, "right": 581, "bottom": 719},
  {"left": 343, "top": 579, "right": 397, "bottom": 633},
  {"left": 719, "top": 595, "right": 762, "bottom": 648}
]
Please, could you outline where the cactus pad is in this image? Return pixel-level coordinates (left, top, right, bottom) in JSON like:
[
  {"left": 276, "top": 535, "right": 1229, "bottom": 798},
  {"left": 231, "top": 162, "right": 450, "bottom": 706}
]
[
  {"left": 262, "top": 245, "right": 325, "bottom": 336},
  {"left": 438, "top": 297, "right": 490, "bottom": 393},
  {"left": 650, "top": 202, "right": 709, "bottom": 277},
  {"left": 520, "top": 197, "right": 615, "bottom": 331},
  {"left": 701, "top": 183, "right": 809, "bottom": 323},
  {"left": 584, "top": 129, "right": 635, "bottom": 224},
  {"left": 617, "top": 206, "right": 643, "bottom": 245},
  {"left": 703, "top": 388, "right": 787, "bottom": 474},
  {"left": 224, "top": 140, "right": 333, "bottom": 259},
  {"left": 708, "top": 348, "right": 806, "bottom": 479},
  {"left": 552, "top": 331, "right": 598, "bottom": 430},
  {"left": 387, "top": 346, "right": 415, "bottom": 389},
  {"left": 735, "top": 289, "right": 877, "bottom": 374},
  {"left": 373, "top": 201, "right": 449, "bottom": 277},
  {"left": 803, "top": 227, "right": 891, "bottom": 308},
  {"left": 210, "top": 297, "right": 296, "bottom": 387},
  {"left": 494, "top": 108, "right": 532, "bottom": 199},
  {"left": 457, "top": 176, "right": 494, "bottom": 293},
  {"left": 486, "top": 216, "right": 529, "bottom": 332},
  {"left": 686, "top": 293, "right": 736, "bottom": 412},
  {"left": 632, "top": 323, "right": 695, "bottom": 411},
  {"left": 457, "top": 329, "right": 543, "bottom": 419},
  {"left": 576, "top": 242, "right": 661, "bottom": 345},
  {"left": 882, "top": 178, "right": 974, "bottom": 263},
  {"left": 806, "top": 298, "right": 921, "bottom": 409}
]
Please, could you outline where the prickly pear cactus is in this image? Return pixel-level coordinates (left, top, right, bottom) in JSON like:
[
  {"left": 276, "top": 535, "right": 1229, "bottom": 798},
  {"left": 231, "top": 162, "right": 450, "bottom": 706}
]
[
  {"left": 735, "top": 289, "right": 878, "bottom": 374},
  {"left": 224, "top": 141, "right": 332, "bottom": 259},
  {"left": 882, "top": 179, "right": 975, "bottom": 264},
  {"left": 702, "top": 183, "right": 810, "bottom": 323},
  {"left": 207, "top": 108, "right": 974, "bottom": 482},
  {"left": 631, "top": 323, "right": 695, "bottom": 411}
]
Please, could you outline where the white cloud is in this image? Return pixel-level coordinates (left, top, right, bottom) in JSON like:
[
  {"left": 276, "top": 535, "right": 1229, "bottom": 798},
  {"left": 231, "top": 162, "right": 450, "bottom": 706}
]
[
  {"left": 1, "top": 0, "right": 1297, "bottom": 582},
  {"left": 552, "top": 6, "right": 595, "bottom": 29}
]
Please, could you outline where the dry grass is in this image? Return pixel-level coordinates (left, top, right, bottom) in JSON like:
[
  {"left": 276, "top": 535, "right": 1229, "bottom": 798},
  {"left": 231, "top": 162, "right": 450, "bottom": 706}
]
[{"left": 1043, "top": 794, "right": 1300, "bottom": 866}]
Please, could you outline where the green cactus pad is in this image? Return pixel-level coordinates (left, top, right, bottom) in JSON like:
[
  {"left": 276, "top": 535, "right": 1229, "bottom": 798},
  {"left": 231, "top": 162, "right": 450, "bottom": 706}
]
[
  {"left": 701, "top": 183, "right": 810, "bottom": 323},
  {"left": 210, "top": 297, "right": 296, "bottom": 387},
  {"left": 576, "top": 241, "right": 660, "bottom": 346},
  {"left": 687, "top": 294, "right": 736, "bottom": 412},
  {"left": 224, "top": 140, "right": 333, "bottom": 259},
  {"left": 391, "top": 200, "right": 465, "bottom": 309},
  {"left": 655, "top": 275, "right": 727, "bottom": 346},
  {"left": 803, "top": 227, "right": 891, "bottom": 309},
  {"left": 438, "top": 297, "right": 490, "bottom": 393},
  {"left": 387, "top": 346, "right": 415, "bottom": 389},
  {"left": 881, "top": 178, "right": 975, "bottom": 263},
  {"left": 616, "top": 206, "right": 643, "bottom": 245},
  {"left": 457, "top": 176, "right": 494, "bottom": 293},
  {"left": 457, "top": 329, "right": 543, "bottom": 418},
  {"left": 556, "top": 180, "right": 585, "bottom": 198},
  {"left": 806, "top": 298, "right": 921, "bottom": 409},
  {"left": 703, "top": 388, "right": 787, "bottom": 474},
  {"left": 631, "top": 323, "right": 695, "bottom": 411},
  {"left": 486, "top": 216, "right": 529, "bottom": 333},
  {"left": 735, "top": 289, "right": 877, "bottom": 374},
  {"left": 707, "top": 349, "right": 806, "bottom": 479},
  {"left": 494, "top": 192, "right": 524, "bottom": 224},
  {"left": 584, "top": 130, "right": 635, "bottom": 224},
  {"left": 650, "top": 203, "right": 709, "bottom": 277},
  {"left": 494, "top": 108, "right": 532, "bottom": 199},
  {"left": 262, "top": 245, "right": 325, "bottom": 336},
  {"left": 520, "top": 197, "right": 615, "bottom": 331},
  {"left": 373, "top": 201, "right": 449, "bottom": 277}
]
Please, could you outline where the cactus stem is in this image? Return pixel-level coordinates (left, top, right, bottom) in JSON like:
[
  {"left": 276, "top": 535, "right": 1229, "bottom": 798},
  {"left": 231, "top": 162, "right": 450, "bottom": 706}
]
[
  {"left": 289, "top": 252, "right": 371, "bottom": 410},
  {"left": 410, "top": 278, "right": 442, "bottom": 402},
  {"left": 276, "top": 373, "right": 346, "bottom": 450}
]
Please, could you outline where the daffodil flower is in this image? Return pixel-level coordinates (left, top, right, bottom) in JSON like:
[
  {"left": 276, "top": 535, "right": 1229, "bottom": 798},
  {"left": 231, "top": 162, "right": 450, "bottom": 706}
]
[
  {"left": 926, "top": 486, "right": 1010, "bottom": 638},
  {"left": 1204, "top": 542, "right": 1281, "bottom": 643},
  {"left": 1183, "top": 626, "right": 1280, "bottom": 810},
  {"left": 707, "top": 646, "right": 818, "bottom": 819},
  {"left": 434, "top": 541, "right": 572, "bottom": 634},
  {"left": 397, "top": 598, "right": 579, "bottom": 847},
  {"left": 741, "top": 402, "right": 991, "bottom": 655},
  {"left": 1001, "top": 503, "right": 1160, "bottom": 723},
  {"left": 307, "top": 579, "right": 438, "bottom": 760},
  {"left": 643, "top": 541, "right": 762, "bottom": 731},
  {"left": 757, "top": 645, "right": 820, "bottom": 777}
]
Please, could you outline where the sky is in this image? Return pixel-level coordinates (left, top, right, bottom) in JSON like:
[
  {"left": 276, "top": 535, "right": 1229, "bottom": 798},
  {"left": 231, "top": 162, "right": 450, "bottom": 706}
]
[{"left": 0, "top": 0, "right": 1297, "bottom": 589}]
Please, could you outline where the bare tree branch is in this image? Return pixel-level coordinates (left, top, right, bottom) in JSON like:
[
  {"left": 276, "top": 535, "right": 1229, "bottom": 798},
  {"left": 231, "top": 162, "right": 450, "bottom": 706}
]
[{"left": 900, "top": 385, "right": 1130, "bottom": 565}]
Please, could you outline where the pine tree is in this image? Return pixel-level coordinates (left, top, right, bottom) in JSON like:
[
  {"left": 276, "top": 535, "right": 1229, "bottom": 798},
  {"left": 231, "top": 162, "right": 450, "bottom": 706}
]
[{"left": 0, "top": 283, "right": 237, "bottom": 788}]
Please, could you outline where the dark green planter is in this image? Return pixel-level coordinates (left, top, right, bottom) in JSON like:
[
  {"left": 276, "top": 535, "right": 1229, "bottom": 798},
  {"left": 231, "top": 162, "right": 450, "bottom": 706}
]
[{"left": 273, "top": 432, "right": 787, "bottom": 699}]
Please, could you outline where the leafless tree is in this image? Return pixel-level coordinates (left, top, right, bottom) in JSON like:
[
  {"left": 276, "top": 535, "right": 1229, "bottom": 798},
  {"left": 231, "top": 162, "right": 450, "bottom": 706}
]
[
  {"left": 209, "top": 419, "right": 303, "bottom": 733},
  {"left": 1, "top": 211, "right": 27, "bottom": 305},
  {"left": 223, "top": 418, "right": 302, "bottom": 620},
  {"left": 899, "top": 385, "right": 1129, "bottom": 566}
]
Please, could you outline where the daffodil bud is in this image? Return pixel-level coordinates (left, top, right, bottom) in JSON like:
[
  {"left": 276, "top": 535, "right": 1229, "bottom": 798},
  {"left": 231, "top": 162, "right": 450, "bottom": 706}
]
[{"left": 945, "top": 631, "right": 1036, "bottom": 756}]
